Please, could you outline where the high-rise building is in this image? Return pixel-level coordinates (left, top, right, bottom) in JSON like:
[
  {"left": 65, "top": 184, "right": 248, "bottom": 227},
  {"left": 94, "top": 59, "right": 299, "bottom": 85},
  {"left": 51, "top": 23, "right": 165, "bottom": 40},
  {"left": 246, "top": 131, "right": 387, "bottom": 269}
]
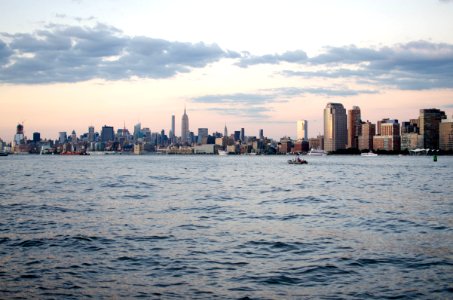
[
  {"left": 101, "top": 125, "right": 115, "bottom": 142},
  {"left": 373, "top": 119, "right": 400, "bottom": 151},
  {"left": 133, "top": 123, "right": 141, "bottom": 141},
  {"left": 32, "top": 132, "right": 41, "bottom": 143},
  {"left": 439, "top": 116, "right": 453, "bottom": 151},
  {"left": 419, "top": 108, "right": 446, "bottom": 150},
  {"left": 259, "top": 129, "right": 264, "bottom": 140},
  {"left": 59, "top": 132, "right": 67, "bottom": 144},
  {"left": 324, "top": 103, "right": 347, "bottom": 152},
  {"left": 224, "top": 124, "right": 228, "bottom": 138},
  {"left": 197, "top": 128, "right": 208, "bottom": 144},
  {"left": 14, "top": 124, "right": 25, "bottom": 146},
  {"left": 347, "top": 106, "right": 361, "bottom": 149},
  {"left": 234, "top": 131, "right": 240, "bottom": 141},
  {"left": 181, "top": 107, "right": 189, "bottom": 144},
  {"left": 88, "top": 126, "right": 95, "bottom": 142},
  {"left": 358, "top": 121, "right": 375, "bottom": 151},
  {"left": 171, "top": 114, "right": 175, "bottom": 142},
  {"left": 240, "top": 128, "right": 245, "bottom": 142},
  {"left": 296, "top": 120, "right": 308, "bottom": 141}
]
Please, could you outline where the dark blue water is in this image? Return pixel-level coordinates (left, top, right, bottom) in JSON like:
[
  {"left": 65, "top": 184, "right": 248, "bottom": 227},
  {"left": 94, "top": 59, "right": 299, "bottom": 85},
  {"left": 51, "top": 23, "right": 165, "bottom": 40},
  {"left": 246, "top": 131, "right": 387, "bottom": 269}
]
[{"left": 0, "top": 155, "right": 452, "bottom": 299}]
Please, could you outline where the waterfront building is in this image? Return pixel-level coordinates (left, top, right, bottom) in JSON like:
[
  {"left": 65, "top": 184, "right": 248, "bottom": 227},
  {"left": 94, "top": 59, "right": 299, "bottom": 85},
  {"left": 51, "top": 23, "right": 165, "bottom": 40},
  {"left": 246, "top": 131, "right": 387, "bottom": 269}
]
[
  {"left": 59, "top": 132, "right": 67, "bottom": 144},
  {"left": 401, "top": 132, "right": 423, "bottom": 151},
  {"left": 419, "top": 108, "right": 446, "bottom": 150},
  {"left": 324, "top": 103, "right": 347, "bottom": 152},
  {"left": 358, "top": 121, "right": 375, "bottom": 151},
  {"left": 240, "top": 128, "right": 245, "bottom": 142},
  {"left": 439, "top": 116, "right": 453, "bottom": 151},
  {"left": 197, "top": 128, "right": 209, "bottom": 144},
  {"left": 296, "top": 120, "right": 308, "bottom": 141},
  {"left": 308, "top": 135, "right": 324, "bottom": 150},
  {"left": 88, "top": 126, "right": 95, "bottom": 142},
  {"left": 181, "top": 107, "right": 190, "bottom": 144},
  {"left": 373, "top": 120, "right": 400, "bottom": 151},
  {"left": 171, "top": 114, "right": 175, "bottom": 143},
  {"left": 259, "top": 129, "right": 264, "bottom": 140},
  {"left": 101, "top": 125, "right": 115, "bottom": 142},
  {"left": 133, "top": 123, "right": 141, "bottom": 141},
  {"left": 234, "top": 131, "right": 240, "bottom": 141},
  {"left": 32, "top": 132, "right": 41, "bottom": 143},
  {"left": 347, "top": 106, "right": 361, "bottom": 149}
]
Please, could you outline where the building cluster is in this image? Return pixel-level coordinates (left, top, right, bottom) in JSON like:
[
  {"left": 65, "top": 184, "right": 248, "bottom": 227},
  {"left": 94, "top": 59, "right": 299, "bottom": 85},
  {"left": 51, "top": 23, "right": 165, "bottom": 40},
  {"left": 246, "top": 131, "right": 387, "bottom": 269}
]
[
  {"left": 1, "top": 104, "right": 452, "bottom": 155},
  {"left": 302, "top": 104, "right": 452, "bottom": 153}
]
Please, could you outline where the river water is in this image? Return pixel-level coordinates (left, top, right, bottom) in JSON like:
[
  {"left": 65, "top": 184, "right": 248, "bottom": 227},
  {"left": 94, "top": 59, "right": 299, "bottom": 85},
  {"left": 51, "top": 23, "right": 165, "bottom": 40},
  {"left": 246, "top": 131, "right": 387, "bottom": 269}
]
[{"left": 0, "top": 154, "right": 452, "bottom": 299}]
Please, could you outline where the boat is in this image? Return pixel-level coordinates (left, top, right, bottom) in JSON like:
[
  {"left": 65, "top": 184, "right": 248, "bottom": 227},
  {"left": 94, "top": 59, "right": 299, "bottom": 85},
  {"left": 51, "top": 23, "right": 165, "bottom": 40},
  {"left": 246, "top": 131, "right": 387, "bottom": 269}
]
[
  {"left": 288, "top": 157, "right": 308, "bottom": 164},
  {"left": 307, "top": 148, "right": 326, "bottom": 156},
  {"left": 218, "top": 150, "right": 228, "bottom": 156},
  {"left": 0, "top": 152, "right": 8, "bottom": 156},
  {"left": 361, "top": 151, "right": 378, "bottom": 157}
]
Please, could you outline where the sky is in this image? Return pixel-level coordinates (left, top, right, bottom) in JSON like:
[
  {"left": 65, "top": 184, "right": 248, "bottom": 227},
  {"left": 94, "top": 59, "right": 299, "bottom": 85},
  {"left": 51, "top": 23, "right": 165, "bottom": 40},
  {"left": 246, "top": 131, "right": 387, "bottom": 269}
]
[{"left": 1, "top": 0, "right": 453, "bottom": 141}]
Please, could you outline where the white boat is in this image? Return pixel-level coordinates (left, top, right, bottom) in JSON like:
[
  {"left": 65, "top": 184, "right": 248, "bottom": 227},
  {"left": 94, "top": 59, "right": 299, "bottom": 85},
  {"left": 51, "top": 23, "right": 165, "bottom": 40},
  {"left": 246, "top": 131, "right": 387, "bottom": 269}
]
[
  {"left": 218, "top": 150, "right": 228, "bottom": 156},
  {"left": 307, "top": 148, "right": 326, "bottom": 156},
  {"left": 361, "top": 151, "right": 378, "bottom": 157}
]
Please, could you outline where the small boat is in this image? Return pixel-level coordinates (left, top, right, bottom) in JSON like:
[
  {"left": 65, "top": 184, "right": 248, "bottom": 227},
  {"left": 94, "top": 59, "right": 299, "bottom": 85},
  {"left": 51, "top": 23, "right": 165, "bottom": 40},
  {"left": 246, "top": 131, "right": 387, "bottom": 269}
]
[
  {"left": 288, "top": 158, "right": 308, "bottom": 164},
  {"left": 0, "top": 152, "right": 8, "bottom": 156},
  {"left": 218, "top": 150, "right": 228, "bottom": 156},
  {"left": 361, "top": 151, "right": 378, "bottom": 157}
]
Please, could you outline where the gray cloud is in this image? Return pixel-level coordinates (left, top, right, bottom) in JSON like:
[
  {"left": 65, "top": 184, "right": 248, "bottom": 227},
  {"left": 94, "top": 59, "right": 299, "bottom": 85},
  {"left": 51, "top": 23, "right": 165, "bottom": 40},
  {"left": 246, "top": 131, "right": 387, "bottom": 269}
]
[
  {"left": 238, "top": 50, "right": 308, "bottom": 67},
  {"left": 0, "top": 23, "right": 239, "bottom": 84},
  {"left": 279, "top": 41, "right": 453, "bottom": 90}
]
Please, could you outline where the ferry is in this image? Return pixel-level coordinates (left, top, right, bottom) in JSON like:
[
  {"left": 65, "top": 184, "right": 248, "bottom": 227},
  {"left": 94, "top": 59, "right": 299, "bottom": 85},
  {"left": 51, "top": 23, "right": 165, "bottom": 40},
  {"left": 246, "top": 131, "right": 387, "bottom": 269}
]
[{"left": 307, "top": 148, "right": 326, "bottom": 156}]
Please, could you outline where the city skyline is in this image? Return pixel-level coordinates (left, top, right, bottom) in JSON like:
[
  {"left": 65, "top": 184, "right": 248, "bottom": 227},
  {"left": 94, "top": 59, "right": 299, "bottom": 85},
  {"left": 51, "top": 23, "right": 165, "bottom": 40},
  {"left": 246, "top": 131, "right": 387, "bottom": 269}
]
[{"left": 1, "top": 0, "right": 453, "bottom": 140}]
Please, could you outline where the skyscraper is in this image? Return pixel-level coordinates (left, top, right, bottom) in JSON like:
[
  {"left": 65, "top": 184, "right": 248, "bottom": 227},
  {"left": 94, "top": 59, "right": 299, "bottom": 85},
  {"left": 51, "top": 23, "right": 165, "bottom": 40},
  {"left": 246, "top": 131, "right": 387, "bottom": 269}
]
[
  {"left": 181, "top": 107, "right": 189, "bottom": 144},
  {"left": 419, "top": 108, "right": 446, "bottom": 150},
  {"left": 439, "top": 116, "right": 453, "bottom": 151},
  {"left": 240, "top": 128, "right": 245, "bottom": 142},
  {"left": 358, "top": 121, "right": 375, "bottom": 151},
  {"left": 101, "top": 125, "right": 115, "bottom": 142},
  {"left": 324, "top": 103, "right": 347, "bottom": 152},
  {"left": 197, "top": 128, "right": 208, "bottom": 144},
  {"left": 88, "top": 126, "right": 95, "bottom": 142},
  {"left": 296, "top": 120, "right": 308, "bottom": 141},
  {"left": 259, "top": 129, "right": 264, "bottom": 140},
  {"left": 224, "top": 124, "right": 228, "bottom": 138},
  {"left": 347, "top": 106, "right": 361, "bottom": 149},
  {"left": 171, "top": 114, "right": 175, "bottom": 142},
  {"left": 134, "top": 123, "right": 141, "bottom": 140}
]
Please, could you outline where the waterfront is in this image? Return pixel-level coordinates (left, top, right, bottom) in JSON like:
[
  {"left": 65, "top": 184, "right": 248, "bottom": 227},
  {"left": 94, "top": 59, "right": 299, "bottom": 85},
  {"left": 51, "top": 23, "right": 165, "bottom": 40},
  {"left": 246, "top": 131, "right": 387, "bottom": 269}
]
[{"left": 0, "top": 155, "right": 452, "bottom": 299}]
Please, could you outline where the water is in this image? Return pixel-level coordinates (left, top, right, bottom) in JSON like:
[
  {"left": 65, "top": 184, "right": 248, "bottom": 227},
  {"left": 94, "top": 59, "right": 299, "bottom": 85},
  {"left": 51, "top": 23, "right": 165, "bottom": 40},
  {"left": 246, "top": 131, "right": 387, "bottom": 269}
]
[{"left": 0, "top": 154, "right": 452, "bottom": 299}]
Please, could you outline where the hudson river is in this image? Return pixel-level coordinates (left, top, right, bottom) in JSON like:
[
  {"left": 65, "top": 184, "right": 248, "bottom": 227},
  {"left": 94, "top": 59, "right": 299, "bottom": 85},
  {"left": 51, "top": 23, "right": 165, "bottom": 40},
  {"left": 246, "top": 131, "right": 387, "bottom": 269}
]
[{"left": 1, "top": 155, "right": 452, "bottom": 299}]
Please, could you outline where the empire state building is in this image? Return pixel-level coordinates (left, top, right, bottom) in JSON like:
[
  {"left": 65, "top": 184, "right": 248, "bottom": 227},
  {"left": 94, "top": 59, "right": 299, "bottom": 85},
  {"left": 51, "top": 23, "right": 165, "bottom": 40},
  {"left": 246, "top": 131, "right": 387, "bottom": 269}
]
[{"left": 181, "top": 107, "right": 189, "bottom": 144}]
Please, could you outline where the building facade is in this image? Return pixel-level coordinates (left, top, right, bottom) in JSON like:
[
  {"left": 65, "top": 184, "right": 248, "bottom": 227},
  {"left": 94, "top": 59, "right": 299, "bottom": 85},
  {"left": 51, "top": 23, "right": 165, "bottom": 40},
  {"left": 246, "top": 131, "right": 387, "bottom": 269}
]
[
  {"left": 419, "top": 108, "right": 446, "bottom": 150},
  {"left": 347, "top": 106, "right": 361, "bottom": 149},
  {"left": 358, "top": 121, "right": 375, "bottom": 151},
  {"left": 324, "top": 103, "right": 347, "bottom": 152},
  {"left": 439, "top": 117, "right": 453, "bottom": 151},
  {"left": 181, "top": 107, "right": 189, "bottom": 144},
  {"left": 296, "top": 120, "right": 308, "bottom": 141}
]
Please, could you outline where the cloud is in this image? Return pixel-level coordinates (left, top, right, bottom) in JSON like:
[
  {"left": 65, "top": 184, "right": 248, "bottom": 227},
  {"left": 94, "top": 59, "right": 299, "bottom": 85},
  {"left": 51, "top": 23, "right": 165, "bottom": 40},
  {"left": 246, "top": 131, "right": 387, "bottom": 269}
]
[
  {"left": 0, "top": 23, "right": 239, "bottom": 84},
  {"left": 278, "top": 41, "right": 453, "bottom": 90},
  {"left": 237, "top": 50, "right": 308, "bottom": 67}
]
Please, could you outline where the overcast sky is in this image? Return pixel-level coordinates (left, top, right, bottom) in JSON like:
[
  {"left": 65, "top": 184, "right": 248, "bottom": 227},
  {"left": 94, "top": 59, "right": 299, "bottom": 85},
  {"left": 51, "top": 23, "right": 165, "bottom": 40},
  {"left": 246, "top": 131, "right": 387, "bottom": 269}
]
[{"left": 1, "top": 0, "right": 453, "bottom": 140}]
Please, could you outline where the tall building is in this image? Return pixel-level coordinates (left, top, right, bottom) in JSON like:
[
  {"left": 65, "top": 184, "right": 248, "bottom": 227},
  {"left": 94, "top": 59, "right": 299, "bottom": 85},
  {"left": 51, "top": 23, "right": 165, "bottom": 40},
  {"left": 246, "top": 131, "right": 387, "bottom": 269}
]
[
  {"left": 373, "top": 120, "right": 400, "bottom": 151},
  {"left": 347, "top": 106, "right": 361, "bottom": 149},
  {"left": 419, "top": 108, "right": 446, "bottom": 150},
  {"left": 88, "top": 126, "right": 95, "bottom": 142},
  {"left": 324, "top": 103, "right": 347, "bottom": 152},
  {"left": 439, "top": 116, "right": 453, "bottom": 151},
  {"left": 101, "top": 125, "right": 115, "bottom": 142},
  {"left": 259, "top": 129, "right": 264, "bottom": 140},
  {"left": 32, "top": 132, "right": 41, "bottom": 143},
  {"left": 171, "top": 115, "right": 175, "bottom": 142},
  {"left": 59, "top": 132, "right": 67, "bottom": 144},
  {"left": 240, "top": 128, "right": 245, "bottom": 142},
  {"left": 197, "top": 128, "right": 208, "bottom": 144},
  {"left": 296, "top": 120, "right": 308, "bottom": 141},
  {"left": 358, "top": 121, "right": 375, "bottom": 151},
  {"left": 224, "top": 124, "right": 228, "bottom": 138},
  {"left": 181, "top": 107, "right": 190, "bottom": 144},
  {"left": 134, "top": 123, "right": 142, "bottom": 141}
]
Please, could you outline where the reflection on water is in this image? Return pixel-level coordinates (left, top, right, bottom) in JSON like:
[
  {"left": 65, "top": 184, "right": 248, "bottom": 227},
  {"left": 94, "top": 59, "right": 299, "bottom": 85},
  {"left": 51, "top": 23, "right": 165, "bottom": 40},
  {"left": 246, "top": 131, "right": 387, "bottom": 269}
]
[{"left": 0, "top": 155, "right": 452, "bottom": 298}]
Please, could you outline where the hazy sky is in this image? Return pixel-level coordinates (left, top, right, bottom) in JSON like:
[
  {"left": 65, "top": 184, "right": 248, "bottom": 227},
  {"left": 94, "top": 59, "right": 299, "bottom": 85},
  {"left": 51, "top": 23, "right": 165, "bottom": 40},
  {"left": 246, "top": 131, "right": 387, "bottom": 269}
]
[{"left": 1, "top": 0, "right": 453, "bottom": 140}]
